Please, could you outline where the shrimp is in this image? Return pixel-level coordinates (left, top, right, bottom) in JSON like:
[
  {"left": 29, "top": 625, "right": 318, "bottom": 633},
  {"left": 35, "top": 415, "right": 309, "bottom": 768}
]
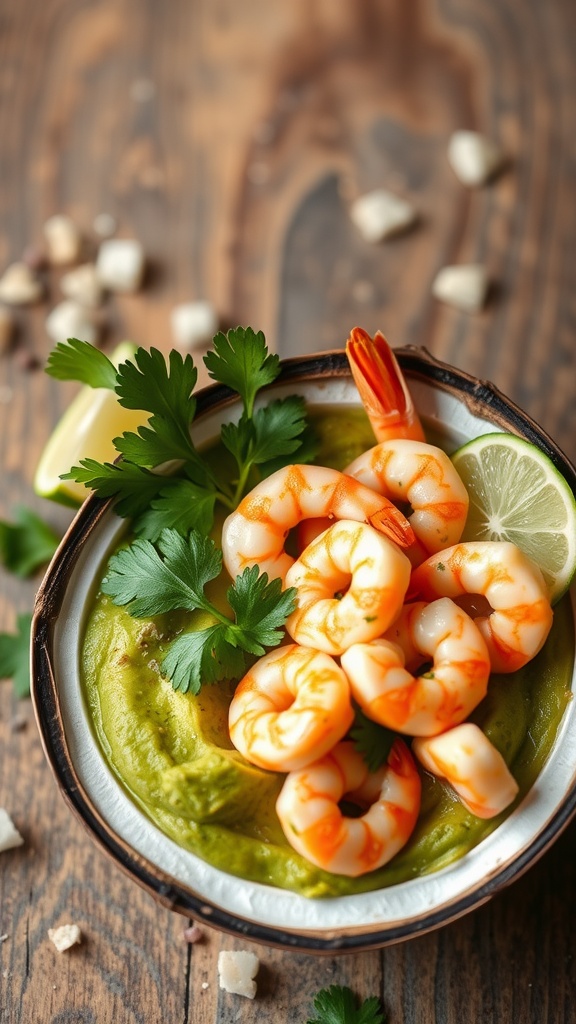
[
  {"left": 345, "top": 439, "right": 469, "bottom": 561},
  {"left": 228, "top": 644, "right": 354, "bottom": 772},
  {"left": 412, "top": 723, "right": 519, "bottom": 819},
  {"left": 284, "top": 520, "right": 411, "bottom": 656},
  {"left": 221, "top": 464, "right": 414, "bottom": 584},
  {"left": 340, "top": 598, "right": 491, "bottom": 736},
  {"left": 345, "top": 326, "right": 426, "bottom": 442},
  {"left": 409, "top": 541, "right": 554, "bottom": 673},
  {"left": 276, "top": 740, "right": 421, "bottom": 876}
]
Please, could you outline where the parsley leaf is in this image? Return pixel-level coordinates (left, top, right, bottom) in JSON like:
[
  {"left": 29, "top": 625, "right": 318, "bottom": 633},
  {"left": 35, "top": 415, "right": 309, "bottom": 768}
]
[
  {"left": 48, "top": 329, "right": 315, "bottom": 526},
  {"left": 227, "top": 565, "right": 296, "bottom": 653},
  {"left": 45, "top": 338, "right": 118, "bottom": 390},
  {"left": 349, "top": 707, "right": 396, "bottom": 773},
  {"left": 0, "top": 507, "right": 60, "bottom": 577},
  {"left": 307, "top": 985, "right": 386, "bottom": 1024},
  {"left": 0, "top": 613, "right": 33, "bottom": 698},
  {"left": 134, "top": 479, "right": 217, "bottom": 541},
  {"left": 204, "top": 327, "right": 280, "bottom": 417},
  {"left": 62, "top": 459, "right": 165, "bottom": 518},
  {"left": 100, "top": 528, "right": 295, "bottom": 692}
]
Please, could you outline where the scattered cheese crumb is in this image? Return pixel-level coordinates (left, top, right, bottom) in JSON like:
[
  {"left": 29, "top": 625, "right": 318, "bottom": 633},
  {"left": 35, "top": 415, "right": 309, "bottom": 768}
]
[
  {"left": 45, "top": 300, "right": 98, "bottom": 346},
  {"left": 217, "top": 950, "right": 259, "bottom": 999},
  {"left": 447, "top": 131, "right": 505, "bottom": 187},
  {"left": 0, "top": 262, "right": 44, "bottom": 306},
  {"left": 48, "top": 924, "right": 82, "bottom": 953},
  {"left": 0, "top": 809, "right": 24, "bottom": 853},
  {"left": 0, "top": 934, "right": 8, "bottom": 943},
  {"left": 96, "top": 239, "right": 146, "bottom": 293},
  {"left": 182, "top": 924, "right": 203, "bottom": 943},
  {"left": 43, "top": 215, "right": 82, "bottom": 266},
  {"left": 431, "top": 263, "right": 489, "bottom": 312},
  {"left": 170, "top": 301, "right": 218, "bottom": 351},
  {"left": 60, "top": 263, "right": 103, "bottom": 309},
  {"left": 350, "top": 188, "right": 417, "bottom": 242}
]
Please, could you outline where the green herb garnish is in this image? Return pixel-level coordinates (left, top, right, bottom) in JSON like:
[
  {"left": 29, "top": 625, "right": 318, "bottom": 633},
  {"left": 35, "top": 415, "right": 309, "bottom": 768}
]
[
  {"left": 0, "top": 507, "right": 60, "bottom": 577},
  {"left": 349, "top": 707, "right": 396, "bottom": 772},
  {"left": 46, "top": 329, "right": 317, "bottom": 538},
  {"left": 307, "top": 985, "right": 386, "bottom": 1024},
  {"left": 0, "top": 613, "right": 33, "bottom": 698},
  {"left": 100, "top": 528, "right": 297, "bottom": 693}
]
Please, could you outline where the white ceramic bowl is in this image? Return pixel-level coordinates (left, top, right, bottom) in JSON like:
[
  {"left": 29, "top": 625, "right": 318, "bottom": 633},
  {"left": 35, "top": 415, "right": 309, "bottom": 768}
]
[{"left": 31, "top": 347, "right": 576, "bottom": 953}]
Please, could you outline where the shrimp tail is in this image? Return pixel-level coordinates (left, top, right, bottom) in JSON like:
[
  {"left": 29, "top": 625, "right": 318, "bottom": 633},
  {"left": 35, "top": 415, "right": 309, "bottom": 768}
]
[
  {"left": 346, "top": 327, "right": 426, "bottom": 443},
  {"left": 369, "top": 500, "right": 416, "bottom": 549}
]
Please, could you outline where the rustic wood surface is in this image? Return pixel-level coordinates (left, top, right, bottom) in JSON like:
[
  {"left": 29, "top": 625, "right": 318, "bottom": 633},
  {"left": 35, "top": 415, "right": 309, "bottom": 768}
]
[{"left": 1, "top": 0, "right": 575, "bottom": 1021}]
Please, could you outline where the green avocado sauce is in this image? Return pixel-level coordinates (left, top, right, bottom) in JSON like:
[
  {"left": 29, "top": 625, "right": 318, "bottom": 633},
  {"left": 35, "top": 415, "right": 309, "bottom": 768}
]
[{"left": 81, "top": 406, "right": 574, "bottom": 898}]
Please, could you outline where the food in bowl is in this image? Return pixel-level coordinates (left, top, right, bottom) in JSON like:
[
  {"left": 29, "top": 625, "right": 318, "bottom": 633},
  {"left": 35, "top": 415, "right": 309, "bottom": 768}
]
[{"left": 46, "top": 327, "right": 575, "bottom": 901}]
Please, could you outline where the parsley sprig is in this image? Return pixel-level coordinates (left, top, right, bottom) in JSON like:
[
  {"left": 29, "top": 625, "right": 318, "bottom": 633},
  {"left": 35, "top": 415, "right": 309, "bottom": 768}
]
[
  {"left": 307, "top": 985, "right": 386, "bottom": 1024},
  {"left": 101, "top": 528, "right": 297, "bottom": 693},
  {"left": 349, "top": 707, "right": 396, "bottom": 773},
  {"left": 46, "top": 328, "right": 317, "bottom": 539},
  {"left": 0, "top": 613, "right": 33, "bottom": 698}
]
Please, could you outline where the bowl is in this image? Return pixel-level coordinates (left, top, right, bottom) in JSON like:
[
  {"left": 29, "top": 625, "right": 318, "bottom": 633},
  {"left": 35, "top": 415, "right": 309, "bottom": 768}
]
[{"left": 31, "top": 346, "right": 576, "bottom": 953}]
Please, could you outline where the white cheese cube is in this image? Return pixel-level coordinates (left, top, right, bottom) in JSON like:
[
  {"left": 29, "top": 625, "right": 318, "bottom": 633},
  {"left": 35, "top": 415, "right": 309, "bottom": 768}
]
[
  {"left": 0, "top": 262, "right": 44, "bottom": 306},
  {"left": 217, "top": 949, "right": 259, "bottom": 999},
  {"left": 44, "top": 214, "right": 82, "bottom": 265},
  {"left": 48, "top": 923, "right": 82, "bottom": 952},
  {"left": 448, "top": 131, "right": 505, "bottom": 187},
  {"left": 431, "top": 264, "right": 489, "bottom": 312},
  {"left": 0, "top": 809, "right": 24, "bottom": 853},
  {"left": 60, "top": 263, "right": 103, "bottom": 309},
  {"left": 96, "top": 239, "right": 145, "bottom": 293},
  {"left": 45, "top": 301, "right": 98, "bottom": 345},
  {"left": 350, "top": 189, "right": 417, "bottom": 242},
  {"left": 171, "top": 301, "right": 219, "bottom": 350}
]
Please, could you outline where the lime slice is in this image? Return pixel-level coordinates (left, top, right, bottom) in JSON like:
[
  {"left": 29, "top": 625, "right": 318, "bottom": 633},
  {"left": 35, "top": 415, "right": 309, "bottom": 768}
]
[
  {"left": 34, "top": 341, "right": 146, "bottom": 507},
  {"left": 451, "top": 432, "right": 576, "bottom": 604}
]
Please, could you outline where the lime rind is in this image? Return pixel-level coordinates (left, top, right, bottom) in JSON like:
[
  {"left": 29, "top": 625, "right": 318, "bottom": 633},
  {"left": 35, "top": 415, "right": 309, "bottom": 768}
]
[{"left": 451, "top": 432, "right": 576, "bottom": 604}]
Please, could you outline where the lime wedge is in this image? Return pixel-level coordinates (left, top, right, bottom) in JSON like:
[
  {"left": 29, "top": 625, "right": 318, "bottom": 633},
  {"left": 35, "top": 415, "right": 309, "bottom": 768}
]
[
  {"left": 34, "top": 341, "right": 146, "bottom": 507},
  {"left": 451, "top": 432, "right": 576, "bottom": 604}
]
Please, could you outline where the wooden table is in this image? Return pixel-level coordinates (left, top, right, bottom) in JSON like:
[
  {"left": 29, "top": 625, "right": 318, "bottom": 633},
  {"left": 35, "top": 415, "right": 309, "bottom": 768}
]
[{"left": 1, "top": 1, "right": 575, "bottom": 1020}]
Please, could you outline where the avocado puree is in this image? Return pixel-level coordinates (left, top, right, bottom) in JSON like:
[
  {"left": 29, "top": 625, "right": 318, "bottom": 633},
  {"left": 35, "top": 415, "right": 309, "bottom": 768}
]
[{"left": 81, "top": 406, "right": 574, "bottom": 898}]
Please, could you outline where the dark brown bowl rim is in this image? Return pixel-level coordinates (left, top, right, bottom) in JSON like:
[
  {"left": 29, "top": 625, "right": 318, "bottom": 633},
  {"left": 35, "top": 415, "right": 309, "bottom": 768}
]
[{"left": 31, "top": 345, "right": 576, "bottom": 953}]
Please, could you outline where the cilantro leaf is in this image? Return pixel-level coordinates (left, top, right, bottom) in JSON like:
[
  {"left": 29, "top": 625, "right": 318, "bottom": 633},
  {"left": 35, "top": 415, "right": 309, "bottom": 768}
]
[
  {"left": 116, "top": 347, "right": 197, "bottom": 421},
  {"left": 307, "top": 985, "right": 386, "bottom": 1024},
  {"left": 45, "top": 338, "right": 118, "bottom": 390},
  {"left": 250, "top": 396, "right": 310, "bottom": 465},
  {"left": 349, "top": 707, "right": 396, "bottom": 773},
  {"left": 204, "top": 327, "right": 280, "bottom": 417},
  {"left": 0, "top": 613, "right": 33, "bottom": 698},
  {"left": 62, "top": 459, "right": 165, "bottom": 518},
  {"left": 162, "top": 625, "right": 248, "bottom": 694},
  {"left": 0, "top": 507, "right": 60, "bottom": 577},
  {"left": 227, "top": 566, "right": 297, "bottom": 653},
  {"left": 134, "top": 479, "right": 216, "bottom": 541},
  {"left": 101, "top": 529, "right": 294, "bottom": 691},
  {"left": 101, "top": 529, "right": 221, "bottom": 618}
]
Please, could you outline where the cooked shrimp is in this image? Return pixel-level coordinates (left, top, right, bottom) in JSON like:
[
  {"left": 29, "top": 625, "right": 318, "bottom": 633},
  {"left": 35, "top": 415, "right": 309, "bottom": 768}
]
[
  {"left": 221, "top": 464, "right": 414, "bottom": 584},
  {"left": 345, "top": 327, "right": 426, "bottom": 442},
  {"left": 276, "top": 739, "right": 421, "bottom": 876},
  {"left": 341, "top": 598, "right": 491, "bottom": 736},
  {"left": 228, "top": 644, "right": 354, "bottom": 772},
  {"left": 410, "top": 541, "right": 553, "bottom": 673},
  {"left": 284, "top": 520, "right": 411, "bottom": 656},
  {"left": 412, "top": 723, "right": 519, "bottom": 819},
  {"left": 345, "top": 439, "right": 469, "bottom": 561}
]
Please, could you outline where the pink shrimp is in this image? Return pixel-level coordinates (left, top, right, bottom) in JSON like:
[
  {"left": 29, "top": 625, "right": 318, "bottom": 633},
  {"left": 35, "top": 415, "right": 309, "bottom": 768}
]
[
  {"left": 276, "top": 740, "right": 421, "bottom": 876},
  {"left": 410, "top": 541, "right": 554, "bottom": 673},
  {"left": 412, "top": 723, "right": 519, "bottom": 819},
  {"left": 340, "top": 598, "right": 491, "bottom": 736},
  {"left": 345, "top": 327, "right": 426, "bottom": 442},
  {"left": 221, "top": 464, "right": 414, "bottom": 584},
  {"left": 228, "top": 644, "right": 354, "bottom": 772}
]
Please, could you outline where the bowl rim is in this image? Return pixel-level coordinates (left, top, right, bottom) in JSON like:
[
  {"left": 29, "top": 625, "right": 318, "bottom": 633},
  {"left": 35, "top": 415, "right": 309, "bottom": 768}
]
[{"left": 31, "top": 345, "right": 576, "bottom": 953}]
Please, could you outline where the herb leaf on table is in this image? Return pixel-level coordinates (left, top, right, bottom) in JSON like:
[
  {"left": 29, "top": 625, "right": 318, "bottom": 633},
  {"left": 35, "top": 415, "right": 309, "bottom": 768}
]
[
  {"left": 0, "top": 507, "right": 60, "bottom": 577},
  {"left": 101, "top": 528, "right": 297, "bottom": 693},
  {"left": 0, "top": 613, "right": 33, "bottom": 698},
  {"left": 307, "top": 985, "right": 386, "bottom": 1024}
]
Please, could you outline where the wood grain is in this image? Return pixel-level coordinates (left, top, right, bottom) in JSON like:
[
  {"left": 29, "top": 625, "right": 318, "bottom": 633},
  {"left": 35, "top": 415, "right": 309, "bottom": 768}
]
[{"left": 1, "top": 0, "right": 575, "bottom": 1021}]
